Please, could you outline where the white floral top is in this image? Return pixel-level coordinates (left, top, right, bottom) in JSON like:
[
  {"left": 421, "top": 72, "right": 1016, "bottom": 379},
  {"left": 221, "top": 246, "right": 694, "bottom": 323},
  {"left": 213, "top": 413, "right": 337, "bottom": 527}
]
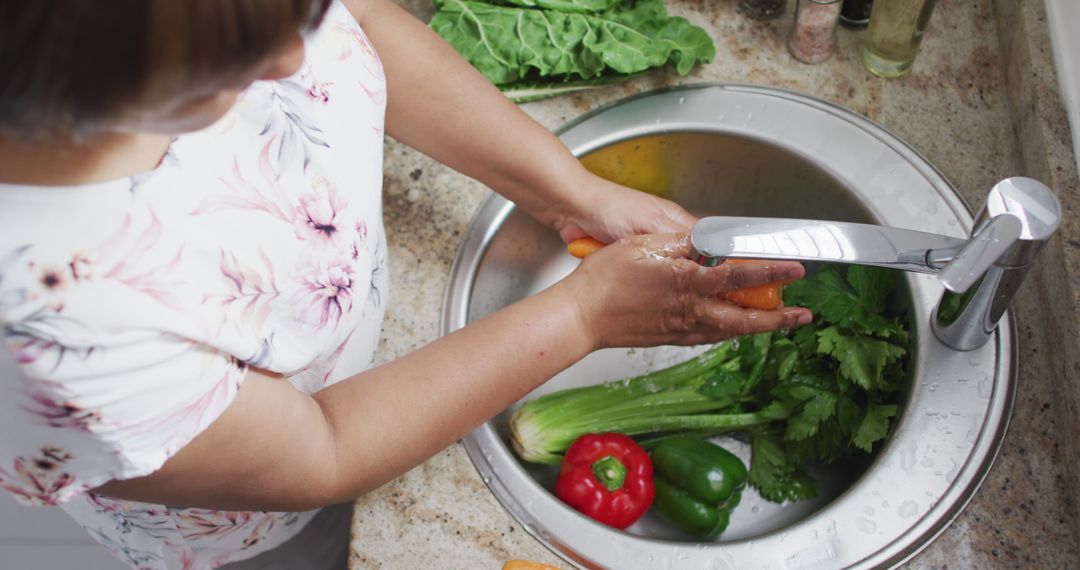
[{"left": 0, "top": 3, "right": 387, "bottom": 569}]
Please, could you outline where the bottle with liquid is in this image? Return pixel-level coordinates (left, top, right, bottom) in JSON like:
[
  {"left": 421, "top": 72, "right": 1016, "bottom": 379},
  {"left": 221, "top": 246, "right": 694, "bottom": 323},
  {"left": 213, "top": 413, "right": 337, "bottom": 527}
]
[
  {"left": 738, "top": 0, "right": 787, "bottom": 20},
  {"left": 862, "top": 0, "right": 939, "bottom": 78},
  {"left": 788, "top": 0, "right": 843, "bottom": 64}
]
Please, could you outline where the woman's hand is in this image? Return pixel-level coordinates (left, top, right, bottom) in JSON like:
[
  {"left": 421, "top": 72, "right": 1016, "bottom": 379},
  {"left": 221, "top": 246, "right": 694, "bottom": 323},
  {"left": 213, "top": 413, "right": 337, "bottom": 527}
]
[
  {"left": 558, "top": 232, "right": 812, "bottom": 350},
  {"left": 549, "top": 170, "right": 697, "bottom": 244}
]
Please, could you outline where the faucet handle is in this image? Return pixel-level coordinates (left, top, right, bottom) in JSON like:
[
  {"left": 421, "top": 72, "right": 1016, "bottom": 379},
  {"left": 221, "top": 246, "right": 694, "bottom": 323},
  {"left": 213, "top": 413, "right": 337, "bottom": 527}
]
[{"left": 936, "top": 214, "right": 1022, "bottom": 293}]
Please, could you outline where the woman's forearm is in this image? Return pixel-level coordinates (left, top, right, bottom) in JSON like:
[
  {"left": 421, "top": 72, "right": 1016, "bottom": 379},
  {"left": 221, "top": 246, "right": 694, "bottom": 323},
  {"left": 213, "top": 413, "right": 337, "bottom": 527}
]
[
  {"left": 95, "top": 281, "right": 593, "bottom": 511},
  {"left": 346, "top": 0, "right": 591, "bottom": 229},
  {"left": 312, "top": 280, "right": 593, "bottom": 503}
]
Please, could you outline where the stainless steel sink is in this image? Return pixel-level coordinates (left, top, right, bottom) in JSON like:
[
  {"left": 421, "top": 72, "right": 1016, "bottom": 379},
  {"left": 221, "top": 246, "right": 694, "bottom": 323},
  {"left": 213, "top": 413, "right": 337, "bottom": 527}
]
[{"left": 442, "top": 85, "right": 1015, "bottom": 569}]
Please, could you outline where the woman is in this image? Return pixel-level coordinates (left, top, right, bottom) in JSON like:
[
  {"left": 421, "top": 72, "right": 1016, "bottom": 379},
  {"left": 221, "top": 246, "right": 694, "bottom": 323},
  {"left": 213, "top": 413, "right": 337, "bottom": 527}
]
[{"left": 0, "top": 1, "right": 811, "bottom": 568}]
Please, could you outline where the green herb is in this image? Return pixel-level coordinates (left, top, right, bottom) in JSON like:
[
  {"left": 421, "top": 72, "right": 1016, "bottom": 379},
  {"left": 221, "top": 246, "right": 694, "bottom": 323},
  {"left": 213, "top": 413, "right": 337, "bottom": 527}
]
[
  {"left": 509, "top": 265, "right": 909, "bottom": 503},
  {"left": 429, "top": 0, "right": 715, "bottom": 102}
]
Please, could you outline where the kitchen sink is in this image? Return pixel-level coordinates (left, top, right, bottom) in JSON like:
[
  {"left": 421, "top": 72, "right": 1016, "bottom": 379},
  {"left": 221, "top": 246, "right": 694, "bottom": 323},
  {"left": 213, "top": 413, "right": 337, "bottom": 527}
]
[{"left": 442, "top": 85, "right": 1015, "bottom": 569}]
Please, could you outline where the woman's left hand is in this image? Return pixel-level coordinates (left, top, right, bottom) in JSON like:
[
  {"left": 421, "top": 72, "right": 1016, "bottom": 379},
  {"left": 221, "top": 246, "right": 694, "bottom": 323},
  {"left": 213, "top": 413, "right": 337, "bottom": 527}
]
[{"left": 550, "top": 170, "right": 697, "bottom": 245}]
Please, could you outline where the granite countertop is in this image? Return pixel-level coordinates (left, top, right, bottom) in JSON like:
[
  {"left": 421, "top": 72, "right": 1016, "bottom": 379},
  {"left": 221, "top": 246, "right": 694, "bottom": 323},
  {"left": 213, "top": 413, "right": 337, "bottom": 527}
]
[{"left": 350, "top": 0, "right": 1080, "bottom": 567}]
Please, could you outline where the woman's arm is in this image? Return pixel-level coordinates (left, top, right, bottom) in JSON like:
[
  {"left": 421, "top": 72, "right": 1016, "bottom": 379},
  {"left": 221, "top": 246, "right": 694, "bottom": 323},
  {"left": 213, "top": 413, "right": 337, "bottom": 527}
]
[
  {"left": 344, "top": 0, "right": 695, "bottom": 243},
  {"left": 95, "top": 236, "right": 809, "bottom": 511}
]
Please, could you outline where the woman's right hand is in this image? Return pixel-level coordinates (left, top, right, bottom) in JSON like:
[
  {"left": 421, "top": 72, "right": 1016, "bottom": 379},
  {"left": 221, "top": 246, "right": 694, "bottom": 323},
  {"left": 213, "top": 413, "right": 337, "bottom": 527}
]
[{"left": 559, "top": 232, "right": 813, "bottom": 350}]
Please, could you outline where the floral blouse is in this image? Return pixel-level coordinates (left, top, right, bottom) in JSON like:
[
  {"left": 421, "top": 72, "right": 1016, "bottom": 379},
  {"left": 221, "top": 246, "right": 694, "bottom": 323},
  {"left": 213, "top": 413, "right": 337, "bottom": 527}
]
[{"left": 0, "top": 3, "right": 387, "bottom": 569}]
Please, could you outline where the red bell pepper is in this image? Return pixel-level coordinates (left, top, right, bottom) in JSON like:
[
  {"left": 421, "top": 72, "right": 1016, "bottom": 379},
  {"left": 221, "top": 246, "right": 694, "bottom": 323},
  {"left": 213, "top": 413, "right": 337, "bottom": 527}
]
[{"left": 554, "top": 433, "right": 655, "bottom": 529}]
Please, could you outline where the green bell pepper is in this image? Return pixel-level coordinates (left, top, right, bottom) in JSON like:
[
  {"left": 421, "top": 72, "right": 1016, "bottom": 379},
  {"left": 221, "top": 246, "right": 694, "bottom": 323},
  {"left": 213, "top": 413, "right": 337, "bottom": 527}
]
[{"left": 650, "top": 436, "right": 747, "bottom": 539}]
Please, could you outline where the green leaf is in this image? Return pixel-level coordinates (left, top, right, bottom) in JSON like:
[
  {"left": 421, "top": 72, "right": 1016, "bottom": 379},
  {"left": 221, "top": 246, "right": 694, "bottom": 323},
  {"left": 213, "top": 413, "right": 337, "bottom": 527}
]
[
  {"left": 494, "top": 0, "right": 622, "bottom": 13},
  {"left": 845, "top": 265, "right": 893, "bottom": 315},
  {"left": 783, "top": 267, "right": 896, "bottom": 335},
  {"left": 783, "top": 389, "right": 837, "bottom": 441},
  {"left": 816, "top": 326, "right": 906, "bottom": 391},
  {"left": 697, "top": 367, "right": 749, "bottom": 401},
  {"left": 749, "top": 433, "right": 818, "bottom": 502},
  {"left": 791, "top": 324, "right": 819, "bottom": 359},
  {"left": 764, "top": 336, "right": 799, "bottom": 382},
  {"left": 852, "top": 403, "right": 898, "bottom": 453},
  {"left": 429, "top": 0, "right": 715, "bottom": 89},
  {"left": 499, "top": 73, "right": 641, "bottom": 103}
]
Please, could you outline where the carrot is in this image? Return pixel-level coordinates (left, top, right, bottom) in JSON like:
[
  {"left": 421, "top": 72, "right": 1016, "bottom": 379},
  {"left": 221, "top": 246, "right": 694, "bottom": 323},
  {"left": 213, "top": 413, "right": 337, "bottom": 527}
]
[
  {"left": 567, "top": 238, "right": 785, "bottom": 310},
  {"left": 566, "top": 237, "right": 606, "bottom": 259},
  {"left": 719, "top": 259, "right": 785, "bottom": 310},
  {"left": 502, "top": 561, "right": 563, "bottom": 570}
]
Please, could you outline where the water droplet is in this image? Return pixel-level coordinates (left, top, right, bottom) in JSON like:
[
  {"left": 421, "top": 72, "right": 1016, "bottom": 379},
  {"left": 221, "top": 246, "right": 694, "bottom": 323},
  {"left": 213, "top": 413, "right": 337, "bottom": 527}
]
[
  {"left": 863, "top": 506, "right": 875, "bottom": 516},
  {"left": 751, "top": 505, "right": 760, "bottom": 513},
  {"left": 899, "top": 501, "right": 919, "bottom": 518},
  {"left": 856, "top": 517, "right": 877, "bottom": 533},
  {"left": 678, "top": 96, "right": 686, "bottom": 104},
  {"left": 900, "top": 445, "right": 917, "bottom": 472}
]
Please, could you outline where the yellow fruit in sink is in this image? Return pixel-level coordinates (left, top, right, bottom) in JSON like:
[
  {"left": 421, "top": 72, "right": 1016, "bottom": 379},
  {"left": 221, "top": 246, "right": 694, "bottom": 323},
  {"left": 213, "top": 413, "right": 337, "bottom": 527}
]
[{"left": 580, "top": 136, "right": 670, "bottom": 197}]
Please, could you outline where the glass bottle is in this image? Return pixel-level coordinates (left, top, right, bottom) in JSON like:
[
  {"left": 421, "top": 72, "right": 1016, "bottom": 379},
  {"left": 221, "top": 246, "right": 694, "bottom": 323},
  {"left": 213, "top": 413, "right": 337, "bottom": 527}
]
[
  {"left": 839, "top": 0, "right": 874, "bottom": 29},
  {"left": 788, "top": 0, "right": 843, "bottom": 64},
  {"left": 738, "top": 0, "right": 787, "bottom": 20},
  {"left": 862, "top": 0, "right": 939, "bottom": 78}
]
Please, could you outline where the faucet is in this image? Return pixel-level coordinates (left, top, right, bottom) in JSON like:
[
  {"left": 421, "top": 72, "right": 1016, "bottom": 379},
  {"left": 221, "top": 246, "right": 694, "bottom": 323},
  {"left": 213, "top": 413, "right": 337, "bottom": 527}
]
[{"left": 689, "top": 177, "right": 1062, "bottom": 351}]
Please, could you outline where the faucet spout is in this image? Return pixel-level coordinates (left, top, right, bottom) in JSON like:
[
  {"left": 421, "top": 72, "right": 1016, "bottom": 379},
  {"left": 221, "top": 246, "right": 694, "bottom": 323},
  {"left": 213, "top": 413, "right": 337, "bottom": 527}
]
[
  {"left": 689, "top": 217, "right": 967, "bottom": 274},
  {"left": 688, "top": 177, "right": 1061, "bottom": 351}
]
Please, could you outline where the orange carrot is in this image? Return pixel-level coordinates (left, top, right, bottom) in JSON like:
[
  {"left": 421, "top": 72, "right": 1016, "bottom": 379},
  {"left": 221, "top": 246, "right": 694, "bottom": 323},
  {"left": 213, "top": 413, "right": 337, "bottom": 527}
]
[
  {"left": 567, "top": 238, "right": 785, "bottom": 310},
  {"left": 719, "top": 259, "right": 785, "bottom": 310},
  {"left": 567, "top": 237, "right": 606, "bottom": 259},
  {"left": 502, "top": 561, "right": 564, "bottom": 570}
]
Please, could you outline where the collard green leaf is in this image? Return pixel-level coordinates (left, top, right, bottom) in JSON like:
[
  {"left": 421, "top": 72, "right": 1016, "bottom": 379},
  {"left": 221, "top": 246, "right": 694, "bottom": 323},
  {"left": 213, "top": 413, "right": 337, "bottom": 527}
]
[
  {"left": 429, "top": 0, "right": 715, "bottom": 88},
  {"left": 495, "top": 0, "right": 622, "bottom": 13}
]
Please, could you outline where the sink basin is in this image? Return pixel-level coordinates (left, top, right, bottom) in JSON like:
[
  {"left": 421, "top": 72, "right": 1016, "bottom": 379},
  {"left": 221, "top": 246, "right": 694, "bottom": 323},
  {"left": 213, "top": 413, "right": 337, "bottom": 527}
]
[{"left": 442, "top": 85, "right": 1015, "bottom": 568}]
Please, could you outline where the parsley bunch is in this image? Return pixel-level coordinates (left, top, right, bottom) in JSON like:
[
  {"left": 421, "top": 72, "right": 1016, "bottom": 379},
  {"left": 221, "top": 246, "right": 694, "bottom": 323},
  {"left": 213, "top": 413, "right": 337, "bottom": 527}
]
[{"left": 510, "top": 265, "right": 908, "bottom": 504}]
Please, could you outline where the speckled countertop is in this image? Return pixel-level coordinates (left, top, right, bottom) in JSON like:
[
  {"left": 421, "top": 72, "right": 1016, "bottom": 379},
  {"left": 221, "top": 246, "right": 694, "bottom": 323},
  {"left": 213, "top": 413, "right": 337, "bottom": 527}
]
[{"left": 350, "top": 0, "right": 1080, "bottom": 567}]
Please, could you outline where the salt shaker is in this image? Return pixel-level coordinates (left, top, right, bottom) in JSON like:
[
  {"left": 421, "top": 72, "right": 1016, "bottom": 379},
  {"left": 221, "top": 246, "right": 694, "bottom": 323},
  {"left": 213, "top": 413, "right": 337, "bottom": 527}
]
[{"left": 788, "top": 0, "right": 843, "bottom": 64}]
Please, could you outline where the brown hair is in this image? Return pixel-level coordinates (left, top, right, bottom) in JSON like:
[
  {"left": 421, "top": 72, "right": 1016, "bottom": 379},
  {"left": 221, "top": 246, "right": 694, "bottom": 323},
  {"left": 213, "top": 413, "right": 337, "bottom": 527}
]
[{"left": 0, "top": 0, "right": 333, "bottom": 138}]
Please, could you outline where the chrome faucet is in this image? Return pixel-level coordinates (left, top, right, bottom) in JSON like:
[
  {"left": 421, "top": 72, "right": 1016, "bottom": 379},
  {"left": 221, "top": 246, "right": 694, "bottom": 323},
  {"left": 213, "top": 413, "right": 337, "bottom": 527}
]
[{"left": 689, "top": 178, "right": 1061, "bottom": 351}]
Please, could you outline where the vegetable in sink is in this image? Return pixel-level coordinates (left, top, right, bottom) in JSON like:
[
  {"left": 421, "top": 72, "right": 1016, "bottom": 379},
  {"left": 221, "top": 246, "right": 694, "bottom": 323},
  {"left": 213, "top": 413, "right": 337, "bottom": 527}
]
[
  {"left": 566, "top": 238, "right": 788, "bottom": 310},
  {"left": 510, "top": 265, "right": 908, "bottom": 503},
  {"left": 555, "top": 433, "right": 655, "bottom": 529},
  {"left": 651, "top": 436, "right": 747, "bottom": 539}
]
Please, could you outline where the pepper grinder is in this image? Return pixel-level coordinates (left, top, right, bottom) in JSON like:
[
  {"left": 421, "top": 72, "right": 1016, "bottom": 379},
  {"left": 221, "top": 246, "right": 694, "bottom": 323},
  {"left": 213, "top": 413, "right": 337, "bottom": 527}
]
[{"left": 840, "top": 0, "right": 873, "bottom": 29}]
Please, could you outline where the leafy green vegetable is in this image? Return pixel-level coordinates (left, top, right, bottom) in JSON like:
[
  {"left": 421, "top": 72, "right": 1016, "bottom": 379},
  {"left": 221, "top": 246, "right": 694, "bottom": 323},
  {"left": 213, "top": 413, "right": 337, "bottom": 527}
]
[
  {"left": 429, "top": 0, "right": 715, "bottom": 101},
  {"left": 510, "top": 265, "right": 909, "bottom": 503},
  {"left": 495, "top": 0, "right": 622, "bottom": 13}
]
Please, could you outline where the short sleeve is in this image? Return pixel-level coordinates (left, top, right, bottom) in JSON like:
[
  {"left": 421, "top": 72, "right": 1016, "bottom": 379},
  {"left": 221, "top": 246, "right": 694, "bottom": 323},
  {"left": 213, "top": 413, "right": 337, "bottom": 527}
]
[{"left": 0, "top": 331, "right": 247, "bottom": 506}]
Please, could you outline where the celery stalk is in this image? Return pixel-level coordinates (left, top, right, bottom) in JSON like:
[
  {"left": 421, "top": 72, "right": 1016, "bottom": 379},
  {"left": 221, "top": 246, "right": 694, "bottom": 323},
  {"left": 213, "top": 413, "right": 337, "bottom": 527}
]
[{"left": 510, "top": 343, "right": 781, "bottom": 464}]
